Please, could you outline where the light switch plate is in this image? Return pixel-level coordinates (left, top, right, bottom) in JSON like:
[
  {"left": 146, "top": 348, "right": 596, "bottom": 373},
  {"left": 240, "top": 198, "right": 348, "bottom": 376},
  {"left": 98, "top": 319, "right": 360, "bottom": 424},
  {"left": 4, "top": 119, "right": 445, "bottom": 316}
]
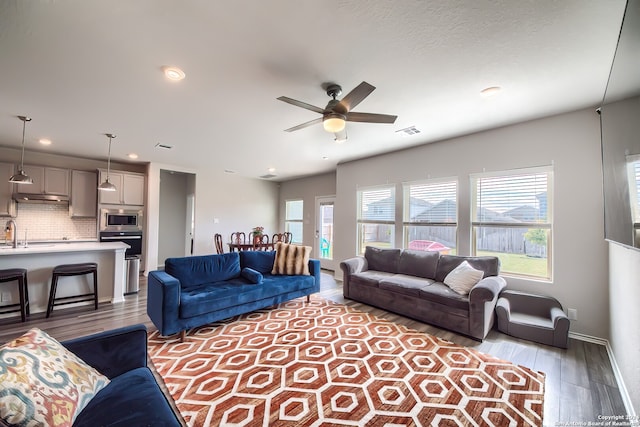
[{"left": 568, "top": 308, "right": 578, "bottom": 321}]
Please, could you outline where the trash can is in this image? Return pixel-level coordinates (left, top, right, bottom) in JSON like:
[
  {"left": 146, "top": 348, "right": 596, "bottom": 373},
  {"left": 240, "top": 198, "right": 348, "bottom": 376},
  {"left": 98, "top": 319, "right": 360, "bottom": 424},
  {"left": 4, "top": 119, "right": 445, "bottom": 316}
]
[{"left": 125, "top": 255, "right": 141, "bottom": 295}]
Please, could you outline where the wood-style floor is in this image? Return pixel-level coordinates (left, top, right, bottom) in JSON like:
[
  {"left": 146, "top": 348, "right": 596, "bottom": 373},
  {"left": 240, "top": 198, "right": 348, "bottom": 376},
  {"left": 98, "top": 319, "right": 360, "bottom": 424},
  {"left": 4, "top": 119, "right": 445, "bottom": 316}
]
[{"left": 0, "top": 271, "right": 627, "bottom": 426}]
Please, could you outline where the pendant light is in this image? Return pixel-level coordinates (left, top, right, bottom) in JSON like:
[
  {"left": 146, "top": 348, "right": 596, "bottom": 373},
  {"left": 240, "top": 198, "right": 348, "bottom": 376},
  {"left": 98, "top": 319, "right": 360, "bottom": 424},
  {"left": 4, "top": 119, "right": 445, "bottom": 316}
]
[
  {"left": 9, "top": 116, "right": 34, "bottom": 184},
  {"left": 98, "top": 133, "right": 117, "bottom": 192}
]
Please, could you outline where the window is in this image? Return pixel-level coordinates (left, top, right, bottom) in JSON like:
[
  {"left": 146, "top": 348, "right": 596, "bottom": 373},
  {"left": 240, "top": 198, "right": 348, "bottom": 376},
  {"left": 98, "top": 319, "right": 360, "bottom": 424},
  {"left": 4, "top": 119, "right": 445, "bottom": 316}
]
[
  {"left": 357, "top": 186, "right": 395, "bottom": 254},
  {"left": 471, "top": 167, "right": 553, "bottom": 280},
  {"left": 285, "top": 200, "right": 303, "bottom": 243},
  {"left": 403, "top": 179, "right": 457, "bottom": 254}
]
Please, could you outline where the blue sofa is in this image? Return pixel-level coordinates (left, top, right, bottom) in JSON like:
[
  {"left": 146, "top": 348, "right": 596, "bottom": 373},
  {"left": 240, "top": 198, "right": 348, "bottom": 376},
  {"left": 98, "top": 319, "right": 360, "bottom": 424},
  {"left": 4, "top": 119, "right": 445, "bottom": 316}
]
[
  {"left": 62, "top": 324, "right": 181, "bottom": 426},
  {"left": 147, "top": 251, "right": 321, "bottom": 338}
]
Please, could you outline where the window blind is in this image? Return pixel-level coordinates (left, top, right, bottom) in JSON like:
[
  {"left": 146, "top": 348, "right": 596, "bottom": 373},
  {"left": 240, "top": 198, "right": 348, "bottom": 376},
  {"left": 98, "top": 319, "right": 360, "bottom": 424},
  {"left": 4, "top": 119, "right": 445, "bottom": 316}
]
[
  {"left": 474, "top": 171, "right": 550, "bottom": 224},
  {"left": 406, "top": 180, "right": 457, "bottom": 223},
  {"left": 358, "top": 187, "right": 395, "bottom": 222}
]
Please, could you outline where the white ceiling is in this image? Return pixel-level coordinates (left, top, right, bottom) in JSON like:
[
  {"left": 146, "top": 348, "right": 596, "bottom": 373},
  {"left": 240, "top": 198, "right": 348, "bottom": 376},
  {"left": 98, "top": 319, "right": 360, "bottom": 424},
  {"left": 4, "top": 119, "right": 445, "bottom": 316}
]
[{"left": 0, "top": 0, "right": 627, "bottom": 181}]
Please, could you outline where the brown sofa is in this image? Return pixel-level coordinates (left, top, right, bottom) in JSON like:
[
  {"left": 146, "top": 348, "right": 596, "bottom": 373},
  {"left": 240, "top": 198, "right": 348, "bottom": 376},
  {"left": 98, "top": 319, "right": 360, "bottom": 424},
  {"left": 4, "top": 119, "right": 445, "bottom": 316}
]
[{"left": 340, "top": 247, "right": 506, "bottom": 341}]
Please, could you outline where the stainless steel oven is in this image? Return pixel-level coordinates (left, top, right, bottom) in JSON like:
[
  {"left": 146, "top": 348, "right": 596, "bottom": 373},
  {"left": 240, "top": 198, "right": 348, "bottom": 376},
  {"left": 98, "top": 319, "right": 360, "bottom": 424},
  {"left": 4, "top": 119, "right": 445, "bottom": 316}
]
[
  {"left": 100, "top": 208, "right": 143, "bottom": 231},
  {"left": 99, "top": 230, "right": 143, "bottom": 257}
]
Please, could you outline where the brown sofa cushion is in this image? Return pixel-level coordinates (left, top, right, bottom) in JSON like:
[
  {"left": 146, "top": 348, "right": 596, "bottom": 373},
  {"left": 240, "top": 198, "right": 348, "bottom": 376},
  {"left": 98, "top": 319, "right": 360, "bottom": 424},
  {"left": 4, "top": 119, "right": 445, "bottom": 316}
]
[
  {"left": 365, "top": 247, "right": 401, "bottom": 273},
  {"left": 398, "top": 250, "right": 439, "bottom": 279},
  {"left": 434, "top": 255, "right": 500, "bottom": 283}
]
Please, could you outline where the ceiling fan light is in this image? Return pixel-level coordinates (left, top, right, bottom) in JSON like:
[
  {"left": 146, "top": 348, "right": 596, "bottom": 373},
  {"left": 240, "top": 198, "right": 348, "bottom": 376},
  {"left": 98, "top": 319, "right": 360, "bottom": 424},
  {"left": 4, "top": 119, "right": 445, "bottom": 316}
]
[{"left": 323, "top": 114, "right": 346, "bottom": 133}]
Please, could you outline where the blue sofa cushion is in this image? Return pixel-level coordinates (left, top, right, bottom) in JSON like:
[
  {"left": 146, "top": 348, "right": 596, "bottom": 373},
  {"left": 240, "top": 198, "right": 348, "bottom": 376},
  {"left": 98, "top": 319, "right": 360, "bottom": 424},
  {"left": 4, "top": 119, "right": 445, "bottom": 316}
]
[
  {"left": 165, "top": 252, "right": 241, "bottom": 289},
  {"left": 239, "top": 250, "right": 276, "bottom": 273},
  {"left": 241, "top": 267, "right": 263, "bottom": 284},
  {"left": 73, "top": 367, "right": 180, "bottom": 427},
  {"left": 179, "top": 275, "right": 315, "bottom": 318}
]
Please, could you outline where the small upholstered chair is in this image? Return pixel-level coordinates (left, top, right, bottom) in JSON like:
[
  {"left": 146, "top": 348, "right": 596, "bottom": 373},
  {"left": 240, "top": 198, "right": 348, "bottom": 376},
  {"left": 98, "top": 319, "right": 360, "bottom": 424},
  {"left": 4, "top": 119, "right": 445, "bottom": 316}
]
[{"left": 496, "top": 290, "right": 570, "bottom": 348}]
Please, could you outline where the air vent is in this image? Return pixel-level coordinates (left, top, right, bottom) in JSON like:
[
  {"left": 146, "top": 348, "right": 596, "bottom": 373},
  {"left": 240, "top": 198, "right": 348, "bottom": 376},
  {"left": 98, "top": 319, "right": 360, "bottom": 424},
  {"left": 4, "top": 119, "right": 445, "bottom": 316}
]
[
  {"left": 154, "top": 143, "right": 173, "bottom": 150},
  {"left": 395, "top": 126, "right": 421, "bottom": 137},
  {"left": 259, "top": 174, "right": 277, "bottom": 179}
]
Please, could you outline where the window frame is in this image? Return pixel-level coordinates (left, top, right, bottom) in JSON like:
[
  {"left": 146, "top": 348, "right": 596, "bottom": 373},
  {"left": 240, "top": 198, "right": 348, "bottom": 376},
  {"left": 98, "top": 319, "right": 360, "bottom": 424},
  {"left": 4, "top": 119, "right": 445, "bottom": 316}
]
[
  {"left": 284, "top": 199, "right": 304, "bottom": 244},
  {"left": 402, "top": 177, "right": 458, "bottom": 254},
  {"left": 356, "top": 185, "right": 396, "bottom": 255},
  {"left": 470, "top": 166, "right": 554, "bottom": 281}
]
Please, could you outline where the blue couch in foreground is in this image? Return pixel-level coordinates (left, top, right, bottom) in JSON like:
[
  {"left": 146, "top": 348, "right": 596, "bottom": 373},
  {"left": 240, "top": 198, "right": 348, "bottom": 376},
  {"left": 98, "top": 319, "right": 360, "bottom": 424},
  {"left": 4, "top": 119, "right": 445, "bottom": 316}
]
[
  {"left": 63, "top": 324, "right": 181, "bottom": 426},
  {"left": 147, "top": 251, "right": 321, "bottom": 338}
]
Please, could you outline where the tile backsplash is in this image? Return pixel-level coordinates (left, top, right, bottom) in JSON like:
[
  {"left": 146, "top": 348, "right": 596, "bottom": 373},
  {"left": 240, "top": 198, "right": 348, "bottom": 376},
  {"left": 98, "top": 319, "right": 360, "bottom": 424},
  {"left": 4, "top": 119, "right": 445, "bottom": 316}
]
[{"left": 4, "top": 204, "right": 97, "bottom": 241}]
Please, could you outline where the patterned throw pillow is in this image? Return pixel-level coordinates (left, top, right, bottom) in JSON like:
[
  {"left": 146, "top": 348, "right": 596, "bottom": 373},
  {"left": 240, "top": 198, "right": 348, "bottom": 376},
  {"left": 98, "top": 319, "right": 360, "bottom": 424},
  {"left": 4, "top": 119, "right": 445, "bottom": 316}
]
[
  {"left": 0, "top": 328, "right": 110, "bottom": 427},
  {"left": 443, "top": 260, "right": 484, "bottom": 295},
  {"left": 271, "top": 242, "right": 312, "bottom": 275}
]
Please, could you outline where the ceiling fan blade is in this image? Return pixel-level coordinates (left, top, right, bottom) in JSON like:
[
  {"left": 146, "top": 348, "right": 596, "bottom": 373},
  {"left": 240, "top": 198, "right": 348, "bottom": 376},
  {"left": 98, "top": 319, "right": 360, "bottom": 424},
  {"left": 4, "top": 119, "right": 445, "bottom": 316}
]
[
  {"left": 346, "top": 112, "right": 397, "bottom": 124},
  {"left": 277, "top": 96, "right": 325, "bottom": 114},
  {"left": 339, "top": 81, "right": 375, "bottom": 111},
  {"left": 284, "top": 117, "right": 323, "bottom": 132}
]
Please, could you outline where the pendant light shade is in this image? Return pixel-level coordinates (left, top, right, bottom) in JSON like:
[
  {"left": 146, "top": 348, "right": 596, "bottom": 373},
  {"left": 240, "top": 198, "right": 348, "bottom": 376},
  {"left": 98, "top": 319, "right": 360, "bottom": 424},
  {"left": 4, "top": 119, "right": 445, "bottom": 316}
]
[
  {"left": 9, "top": 116, "right": 34, "bottom": 184},
  {"left": 98, "top": 133, "right": 117, "bottom": 192}
]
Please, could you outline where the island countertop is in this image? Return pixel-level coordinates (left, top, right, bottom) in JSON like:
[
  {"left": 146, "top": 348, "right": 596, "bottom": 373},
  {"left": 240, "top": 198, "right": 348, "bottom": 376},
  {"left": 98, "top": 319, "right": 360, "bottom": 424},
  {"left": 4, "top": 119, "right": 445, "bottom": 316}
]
[
  {"left": 0, "top": 242, "right": 130, "bottom": 313},
  {"left": 0, "top": 241, "right": 128, "bottom": 256}
]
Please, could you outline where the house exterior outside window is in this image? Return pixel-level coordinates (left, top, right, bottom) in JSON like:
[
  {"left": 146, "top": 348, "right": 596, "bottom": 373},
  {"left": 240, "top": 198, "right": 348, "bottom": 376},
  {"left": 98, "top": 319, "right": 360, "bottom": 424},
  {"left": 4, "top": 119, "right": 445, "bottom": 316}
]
[
  {"left": 403, "top": 178, "right": 457, "bottom": 254},
  {"left": 357, "top": 186, "right": 395, "bottom": 254},
  {"left": 471, "top": 166, "right": 553, "bottom": 280},
  {"left": 285, "top": 199, "right": 303, "bottom": 244}
]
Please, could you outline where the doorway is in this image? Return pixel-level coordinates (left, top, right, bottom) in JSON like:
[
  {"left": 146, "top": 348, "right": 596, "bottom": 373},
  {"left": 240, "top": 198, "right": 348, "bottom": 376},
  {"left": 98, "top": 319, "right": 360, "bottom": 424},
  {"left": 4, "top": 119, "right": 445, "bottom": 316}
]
[
  {"left": 158, "top": 170, "right": 196, "bottom": 267},
  {"left": 315, "top": 196, "right": 336, "bottom": 271}
]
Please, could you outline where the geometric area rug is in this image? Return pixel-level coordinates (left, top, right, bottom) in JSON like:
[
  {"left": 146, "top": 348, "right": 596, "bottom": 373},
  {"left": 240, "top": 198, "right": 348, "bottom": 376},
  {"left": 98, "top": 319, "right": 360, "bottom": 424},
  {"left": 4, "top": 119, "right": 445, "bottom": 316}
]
[{"left": 147, "top": 295, "right": 545, "bottom": 427}]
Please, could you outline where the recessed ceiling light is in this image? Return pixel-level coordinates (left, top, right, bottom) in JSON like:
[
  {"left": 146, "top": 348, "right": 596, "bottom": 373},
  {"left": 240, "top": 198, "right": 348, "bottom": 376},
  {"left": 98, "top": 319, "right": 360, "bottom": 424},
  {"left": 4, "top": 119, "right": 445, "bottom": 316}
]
[
  {"left": 480, "top": 86, "right": 502, "bottom": 97},
  {"left": 39, "top": 138, "right": 52, "bottom": 146},
  {"left": 267, "top": 167, "right": 276, "bottom": 174},
  {"left": 163, "top": 66, "right": 185, "bottom": 81},
  {"left": 128, "top": 153, "right": 138, "bottom": 159},
  {"left": 224, "top": 169, "right": 235, "bottom": 174},
  {"left": 322, "top": 156, "right": 329, "bottom": 160}
]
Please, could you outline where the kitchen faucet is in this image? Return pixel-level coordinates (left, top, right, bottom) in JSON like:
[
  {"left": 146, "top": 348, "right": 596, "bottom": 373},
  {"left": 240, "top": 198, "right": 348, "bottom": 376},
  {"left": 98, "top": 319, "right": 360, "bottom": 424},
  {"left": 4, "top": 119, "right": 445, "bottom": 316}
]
[{"left": 5, "top": 220, "right": 17, "bottom": 248}]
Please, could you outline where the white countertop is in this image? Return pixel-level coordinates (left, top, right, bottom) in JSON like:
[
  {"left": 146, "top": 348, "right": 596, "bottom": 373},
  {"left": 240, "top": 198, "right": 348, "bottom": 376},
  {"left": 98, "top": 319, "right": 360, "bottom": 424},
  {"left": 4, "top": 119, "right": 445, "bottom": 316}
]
[{"left": 0, "top": 241, "right": 128, "bottom": 256}]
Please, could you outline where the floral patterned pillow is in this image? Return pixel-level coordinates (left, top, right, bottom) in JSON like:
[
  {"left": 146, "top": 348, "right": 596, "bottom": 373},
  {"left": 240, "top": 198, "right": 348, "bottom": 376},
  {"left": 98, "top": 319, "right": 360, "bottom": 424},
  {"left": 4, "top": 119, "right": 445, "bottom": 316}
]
[{"left": 0, "top": 328, "right": 110, "bottom": 427}]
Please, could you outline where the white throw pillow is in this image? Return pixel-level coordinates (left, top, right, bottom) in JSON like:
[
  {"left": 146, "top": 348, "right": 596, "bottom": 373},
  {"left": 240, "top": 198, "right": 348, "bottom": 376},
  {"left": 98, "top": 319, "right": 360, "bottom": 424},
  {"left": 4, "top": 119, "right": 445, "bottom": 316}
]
[{"left": 443, "top": 261, "right": 484, "bottom": 295}]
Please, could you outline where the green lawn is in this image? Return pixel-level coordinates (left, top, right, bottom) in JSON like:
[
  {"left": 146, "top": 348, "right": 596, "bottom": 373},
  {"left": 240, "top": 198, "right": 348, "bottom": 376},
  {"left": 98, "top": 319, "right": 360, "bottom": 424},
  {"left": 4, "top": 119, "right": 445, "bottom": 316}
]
[{"left": 477, "top": 250, "right": 548, "bottom": 279}]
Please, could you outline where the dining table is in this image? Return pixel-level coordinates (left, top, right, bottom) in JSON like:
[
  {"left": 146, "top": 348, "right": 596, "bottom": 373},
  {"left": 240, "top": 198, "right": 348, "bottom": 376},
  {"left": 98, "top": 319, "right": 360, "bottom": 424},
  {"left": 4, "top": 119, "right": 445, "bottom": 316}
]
[{"left": 227, "top": 242, "right": 275, "bottom": 252}]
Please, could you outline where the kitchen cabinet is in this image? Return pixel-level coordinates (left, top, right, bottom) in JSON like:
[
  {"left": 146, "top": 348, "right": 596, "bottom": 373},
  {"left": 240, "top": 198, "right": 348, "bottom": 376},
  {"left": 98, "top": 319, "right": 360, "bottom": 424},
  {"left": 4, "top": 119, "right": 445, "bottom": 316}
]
[
  {"left": 17, "top": 165, "right": 69, "bottom": 196},
  {"left": 98, "top": 170, "right": 145, "bottom": 206},
  {"left": 70, "top": 170, "right": 97, "bottom": 217},
  {"left": 0, "top": 162, "right": 16, "bottom": 217}
]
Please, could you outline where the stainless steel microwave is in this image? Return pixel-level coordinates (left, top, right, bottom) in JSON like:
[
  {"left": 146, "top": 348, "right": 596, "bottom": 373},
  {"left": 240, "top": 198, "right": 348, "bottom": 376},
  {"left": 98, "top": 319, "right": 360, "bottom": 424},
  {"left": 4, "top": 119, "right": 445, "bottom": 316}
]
[{"left": 100, "top": 208, "right": 143, "bottom": 231}]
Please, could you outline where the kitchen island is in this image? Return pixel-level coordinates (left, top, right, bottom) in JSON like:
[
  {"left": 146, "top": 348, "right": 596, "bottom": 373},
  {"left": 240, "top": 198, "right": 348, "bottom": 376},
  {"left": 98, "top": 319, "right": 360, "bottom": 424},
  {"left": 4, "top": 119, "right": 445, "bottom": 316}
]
[{"left": 0, "top": 241, "right": 129, "bottom": 316}]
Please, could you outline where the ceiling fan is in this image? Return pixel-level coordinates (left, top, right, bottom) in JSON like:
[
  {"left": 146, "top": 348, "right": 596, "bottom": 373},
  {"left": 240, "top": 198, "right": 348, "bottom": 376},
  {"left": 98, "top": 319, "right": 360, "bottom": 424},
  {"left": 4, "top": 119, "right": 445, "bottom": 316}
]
[{"left": 277, "top": 81, "right": 397, "bottom": 141}]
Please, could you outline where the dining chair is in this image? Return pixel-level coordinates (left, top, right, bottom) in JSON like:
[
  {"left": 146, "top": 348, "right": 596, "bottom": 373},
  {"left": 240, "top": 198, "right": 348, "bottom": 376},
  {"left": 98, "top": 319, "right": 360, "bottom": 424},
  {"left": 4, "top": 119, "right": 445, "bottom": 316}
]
[
  {"left": 283, "top": 232, "right": 293, "bottom": 243},
  {"left": 214, "top": 233, "right": 224, "bottom": 254},
  {"left": 253, "top": 234, "right": 270, "bottom": 250},
  {"left": 231, "top": 232, "right": 246, "bottom": 245},
  {"left": 272, "top": 233, "right": 285, "bottom": 244}
]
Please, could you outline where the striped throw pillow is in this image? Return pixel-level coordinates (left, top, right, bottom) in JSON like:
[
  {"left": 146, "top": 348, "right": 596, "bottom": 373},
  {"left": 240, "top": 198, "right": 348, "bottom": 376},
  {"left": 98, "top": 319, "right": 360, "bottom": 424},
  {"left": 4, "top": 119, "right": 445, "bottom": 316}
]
[{"left": 271, "top": 242, "right": 311, "bottom": 275}]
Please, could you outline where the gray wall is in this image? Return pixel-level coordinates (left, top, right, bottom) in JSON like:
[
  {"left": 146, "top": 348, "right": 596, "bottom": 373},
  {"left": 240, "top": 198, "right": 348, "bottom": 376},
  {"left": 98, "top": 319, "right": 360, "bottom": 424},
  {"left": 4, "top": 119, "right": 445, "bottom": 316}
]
[
  {"left": 278, "top": 172, "right": 337, "bottom": 250},
  {"left": 158, "top": 170, "right": 189, "bottom": 265},
  {"left": 334, "top": 107, "right": 609, "bottom": 339},
  {"left": 145, "top": 163, "right": 280, "bottom": 272}
]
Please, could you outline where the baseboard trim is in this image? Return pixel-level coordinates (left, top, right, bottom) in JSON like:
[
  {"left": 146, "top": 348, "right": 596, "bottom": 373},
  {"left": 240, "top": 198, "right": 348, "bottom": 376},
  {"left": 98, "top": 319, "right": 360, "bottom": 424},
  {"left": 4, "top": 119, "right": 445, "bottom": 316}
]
[{"left": 569, "top": 332, "right": 636, "bottom": 416}]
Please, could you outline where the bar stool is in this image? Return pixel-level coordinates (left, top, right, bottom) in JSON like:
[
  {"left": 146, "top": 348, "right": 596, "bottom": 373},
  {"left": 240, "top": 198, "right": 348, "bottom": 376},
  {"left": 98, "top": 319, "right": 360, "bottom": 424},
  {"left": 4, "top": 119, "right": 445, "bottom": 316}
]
[
  {"left": 46, "top": 263, "right": 98, "bottom": 318},
  {"left": 0, "top": 268, "right": 29, "bottom": 322}
]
